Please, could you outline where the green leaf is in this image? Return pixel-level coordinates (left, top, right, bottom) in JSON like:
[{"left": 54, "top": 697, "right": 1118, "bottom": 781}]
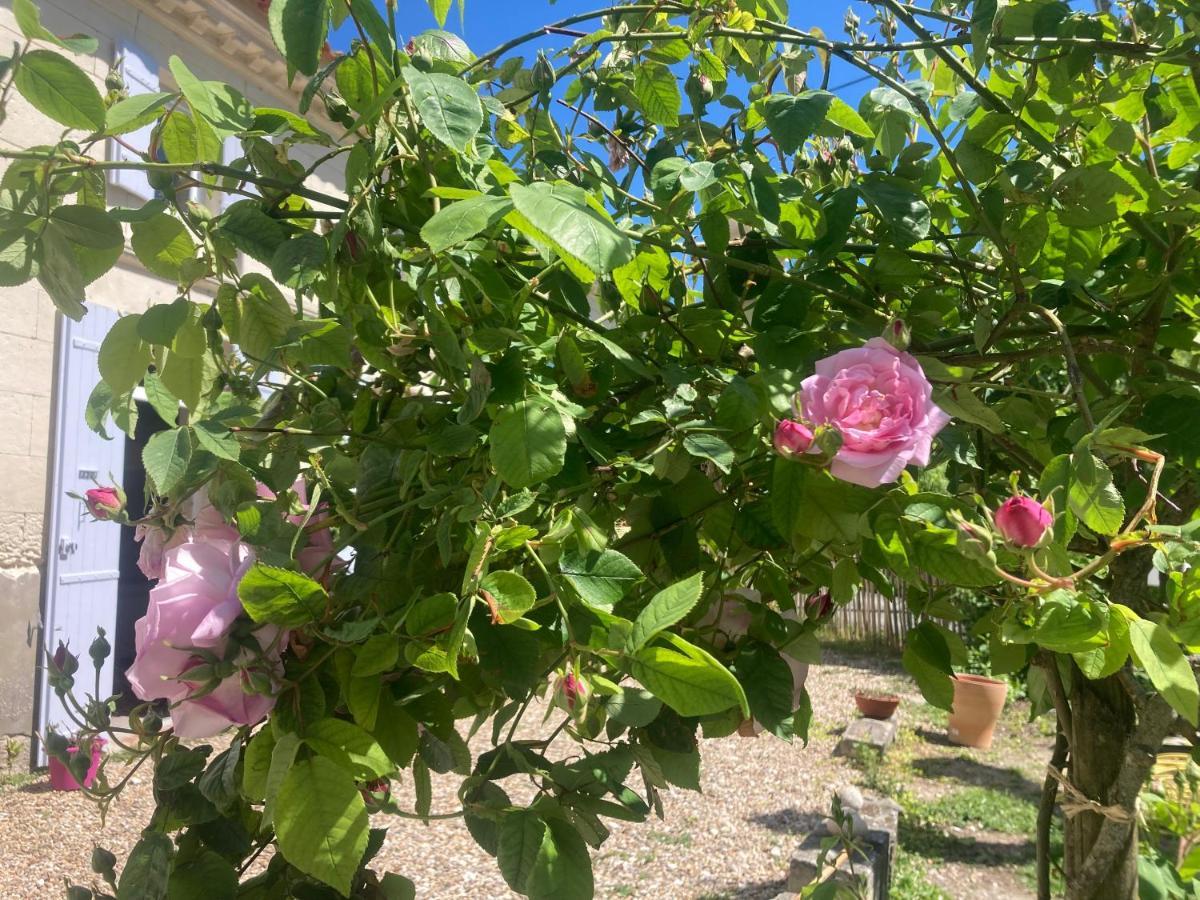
[
  {"left": 858, "top": 174, "right": 931, "bottom": 247},
  {"left": 605, "top": 686, "right": 662, "bottom": 727},
  {"left": 1068, "top": 451, "right": 1125, "bottom": 536},
  {"left": 242, "top": 727, "right": 275, "bottom": 802},
  {"left": 825, "top": 96, "right": 874, "bottom": 137},
  {"left": 403, "top": 66, "right": 483, "bottom": 152},
  {"left": 192, "top": 422, "right": 240, "bottom": 460},
  {"left": 160, "top": 108, "right": 222, "bottom": 164},
  {"left": 142, "top": 372, "right": 180, "bottom": 427},
  {"left": 902, "top": 622, "right": 955, "bottom": 710},
  {"left": 274, "top": 757, "right": 369, "bottom": 896},
  {"left": 168, "top": 56, "right": 254, "bottom": 133},
  {"left": 116, "top": 832, "right": 173, "bottom": 900},
  {"left": 50, "top": 204, "right": 123, "bottom": 250},
  {"left": 131, "top": 214, "right": 194, "bottom": 280},
  {"left": 305, "top": 717, "right": 392, "bottom": 780},
  {"left": 479, "top": 570, "right": 537, "bottom": 624},
  {"left": 558, "top": 548, "right": 643, "bottom": 611},
  {"left": 13, "top": 0, "right": 98, "bottom": 54},
  {"left": 498, "top": 811, "right": 546, "bottom": 894},
  {"left": 352, "top": 633, "right": 400, "bottom": 677},
  {"left": 37, "top": 224, "right": 86, "bottom": 318},
  {"left": 489, "top": 398, "right": 567, "bottom": 488},
  {"left": 270, "top": 233, "right": 327, "bottom": 289},
  {"left": 509, "top": 182, "right": 634, "bottom": 275},
  {"left": 634, "top": 64, "right": 681, "bottom": 127},
  {"left": 238, "top": 563, "right": 328, "bottom": 627},
  {"left": 420, "top": 195, "right": 513, "bottom": 253},
  {"left": 527, "top": 818, "right": 594, "bottom": 900},
  {"left": 427, "top": 0, "right": 453, "bottom": 27},
  {"left": 13, "top": 49, "right": 105, "bottom": 131},
  {"left": 98, "top": 314, "right": 152, "bottom": 395},
  {"left": 106, "top": 92, "right": 174, "bottom": 135},
  {"left": 0, "top": 230, "right": 37, "bottom": 287},
  {"left": 142, "top": 426, "right": 193, "bottom": 495},
  {"left": 630, "top": 645, "right": 747, "bottom": 717},
  {"left": 1126, "top": 612, "right": 1199, "bottom": 726},
  {"left": 216, "top": 201, "right": 289, "bottom": 265},
  {"left": 760, "top": 91, "right": 834, "bottom": 154},
  {"left": 625, "top": 573, "right": 703, "bottom": 653},
  {"left": 735, "top": 643, "right": 796, "bottom": 734},
  {"left": 681, "top": 433, "right": 734, "bottom": 474},
  {"left": 269, "top": 0, "right": 331, "bottom": 77},
  {"left": 166, "top": 850, "right": 237, "bottom": 900}
]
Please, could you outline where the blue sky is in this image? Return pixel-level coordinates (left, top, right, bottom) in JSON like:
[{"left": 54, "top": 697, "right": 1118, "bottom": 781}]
[{"left": 332, "top": 1, "right": 876, "bottom": 101}]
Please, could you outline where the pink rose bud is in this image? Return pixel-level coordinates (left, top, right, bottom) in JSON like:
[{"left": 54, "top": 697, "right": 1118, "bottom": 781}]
[
  {"left": 774, "top": 420, "right": 814, "bottom": 458},
  {"left": 84, "top": 487, "right": 123, "bottom": 520},
  {"left": 884, "top": 318, "right": 911, "bottom": 351},
  {"left": 994, "top": 495, "right": 1053, "bottom": 548},
  {"left": 555, "top": 670, "right": 589, "bottom": 716},
  {"left": 806, "top": 591, "right": 834, "bottom": 620}
]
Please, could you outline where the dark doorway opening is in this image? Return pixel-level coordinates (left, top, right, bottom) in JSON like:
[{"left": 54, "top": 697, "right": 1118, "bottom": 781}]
[{"left": 112, "top": 401, "right": 168, "bottom": 713}]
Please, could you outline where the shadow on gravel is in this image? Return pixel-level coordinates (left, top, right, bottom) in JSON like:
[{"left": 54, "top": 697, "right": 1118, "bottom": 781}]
[
  {"left": 901, "top": 818, "right": 1035, "bottom": 866},
  {"left": 695, "top": 876, "right": 789, "bottom": 899},
  {"left": 910, "top": 755, "right": 1041, "bottom": 802},
  {"left": 17, "top": 780, "right": 53, "bottom": 795},
  {"left": 746, "top": 806, "right": 826, "bottom": 835},
  {"left": 913, "top": 726, "right": 956, "bottom": 747}
]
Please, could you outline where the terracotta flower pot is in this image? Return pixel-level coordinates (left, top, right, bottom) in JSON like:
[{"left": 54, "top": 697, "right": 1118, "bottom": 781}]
[
  {"left": 947, "top": 674, "right": 1008, "bottom": 750},
  {"left": 48, "top": 739, "right": 105, "bottom": 791},
  {"left": 854, "top": 690, "right": 900, "bottom": 720}
]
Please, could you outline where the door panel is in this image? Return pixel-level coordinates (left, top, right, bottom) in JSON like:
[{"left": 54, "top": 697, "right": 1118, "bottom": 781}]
[{"left": 35, "top": 306, "right": 125, "bottom": 760}]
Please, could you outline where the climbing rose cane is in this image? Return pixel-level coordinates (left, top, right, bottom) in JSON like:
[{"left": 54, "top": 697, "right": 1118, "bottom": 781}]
[
  {"left": 994, "top": 495, "right": 1053, "bottom": 548},
  {"left": 125, "top": 531, "right": 282, "bottom": 738},
  {"left": 799, "top": 338, "right": 950, "bottom": 487}
]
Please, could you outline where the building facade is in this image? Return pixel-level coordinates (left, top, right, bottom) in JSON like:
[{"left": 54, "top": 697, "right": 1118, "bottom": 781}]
[{"left": 0, "top": 0, "right": 343, "bottom": 753}]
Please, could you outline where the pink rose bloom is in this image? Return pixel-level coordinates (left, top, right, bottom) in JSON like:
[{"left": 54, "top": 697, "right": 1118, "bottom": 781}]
[
  {"left": 259, "top": 479, "right": 340, "bottom": 585},
  {"left": 85, "top": 487, "right": 122, "bottom": 520},
  {"left": 799, "top": 338, "right": 950, "bottom": 487},
  {"left": 125, "top": 533, "right": 281, "bottom": 738},
  {"left": 994, "top": 495, "right": 1053, "bottom": 548},
  {"left": 773, "top": 420, "right": 814, "bottom": 458},
  {"left": 134, "top": 488, "right": 241, "bottom": 582}
]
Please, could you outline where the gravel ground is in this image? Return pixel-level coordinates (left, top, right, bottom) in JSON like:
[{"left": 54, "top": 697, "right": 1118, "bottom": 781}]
[{"left": 0, "top": 649, "right": 1048, "bottom": 899}]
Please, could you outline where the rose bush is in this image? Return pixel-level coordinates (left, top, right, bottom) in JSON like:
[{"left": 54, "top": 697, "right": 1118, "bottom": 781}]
[{"left": 4, "top": 0, "right": 1200, "bottom": 898}]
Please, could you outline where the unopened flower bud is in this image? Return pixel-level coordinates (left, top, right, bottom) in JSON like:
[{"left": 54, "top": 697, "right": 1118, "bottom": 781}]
[
  {"left": 806, "top": 591, "right": 834, "bottom": 621},
  {"left": 52, "top": 642, "right": 79, "bottom": 677},
  {"left": 88, "top": 629, "right": 111, "bottom": 671},
  {"left": 884, "top": 318, "right": 911, "bottom": 351},
  {"left": 774, "top": 419, "right": 814, "bottom": 458},
  {"left": 948, "top": 510, "right": 997, "bottom": 564},
  {"left": 994, "top": 495, "right": 1053, "bottom": 548},
  {"left": 361, "top": 777, "right": 391, "bottom": 811},
  {"left": 84, "top": 487, "right": 123, "bottom": 521},
  {"left": 531, "top": 51, "right": 556, "bottom": 92},
  {"left": 554, "top": 669, "right": 589, "bottom": 718}
]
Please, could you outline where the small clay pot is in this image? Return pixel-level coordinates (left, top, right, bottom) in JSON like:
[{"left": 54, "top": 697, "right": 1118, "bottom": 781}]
[
  {"left": 947, "top": 674, "right": 1008, "bottom": 750},
  {"left": 854, "top": 690, "right": 900, "bottom": 720}
]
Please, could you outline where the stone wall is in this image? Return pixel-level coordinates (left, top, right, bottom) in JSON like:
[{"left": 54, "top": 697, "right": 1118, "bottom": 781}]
[{"left": 0, "top": 0, "right": 343, "bottom": 740}]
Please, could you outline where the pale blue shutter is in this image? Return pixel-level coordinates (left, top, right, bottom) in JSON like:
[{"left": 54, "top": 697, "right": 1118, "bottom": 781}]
[{"left": 112, "top": 41, "right": 160, "bottom": 201}]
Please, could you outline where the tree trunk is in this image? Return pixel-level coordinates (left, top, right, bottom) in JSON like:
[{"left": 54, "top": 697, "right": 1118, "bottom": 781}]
[
  {"left": 1058, "top": 549, "right": 1179, "bottom": 899},
  {"left": 1063, "top": 673, "right": 1139, "bottom": 900}
]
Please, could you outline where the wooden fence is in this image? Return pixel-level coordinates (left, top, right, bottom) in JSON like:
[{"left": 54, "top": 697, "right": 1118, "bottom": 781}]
[{"left": 825, "top": 579, "right": 966, "bottom": 649}]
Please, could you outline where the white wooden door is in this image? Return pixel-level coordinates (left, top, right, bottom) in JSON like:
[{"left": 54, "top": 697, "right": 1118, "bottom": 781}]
[{"left": 35, "top": 306, "right": 126, "bottom": 760}]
